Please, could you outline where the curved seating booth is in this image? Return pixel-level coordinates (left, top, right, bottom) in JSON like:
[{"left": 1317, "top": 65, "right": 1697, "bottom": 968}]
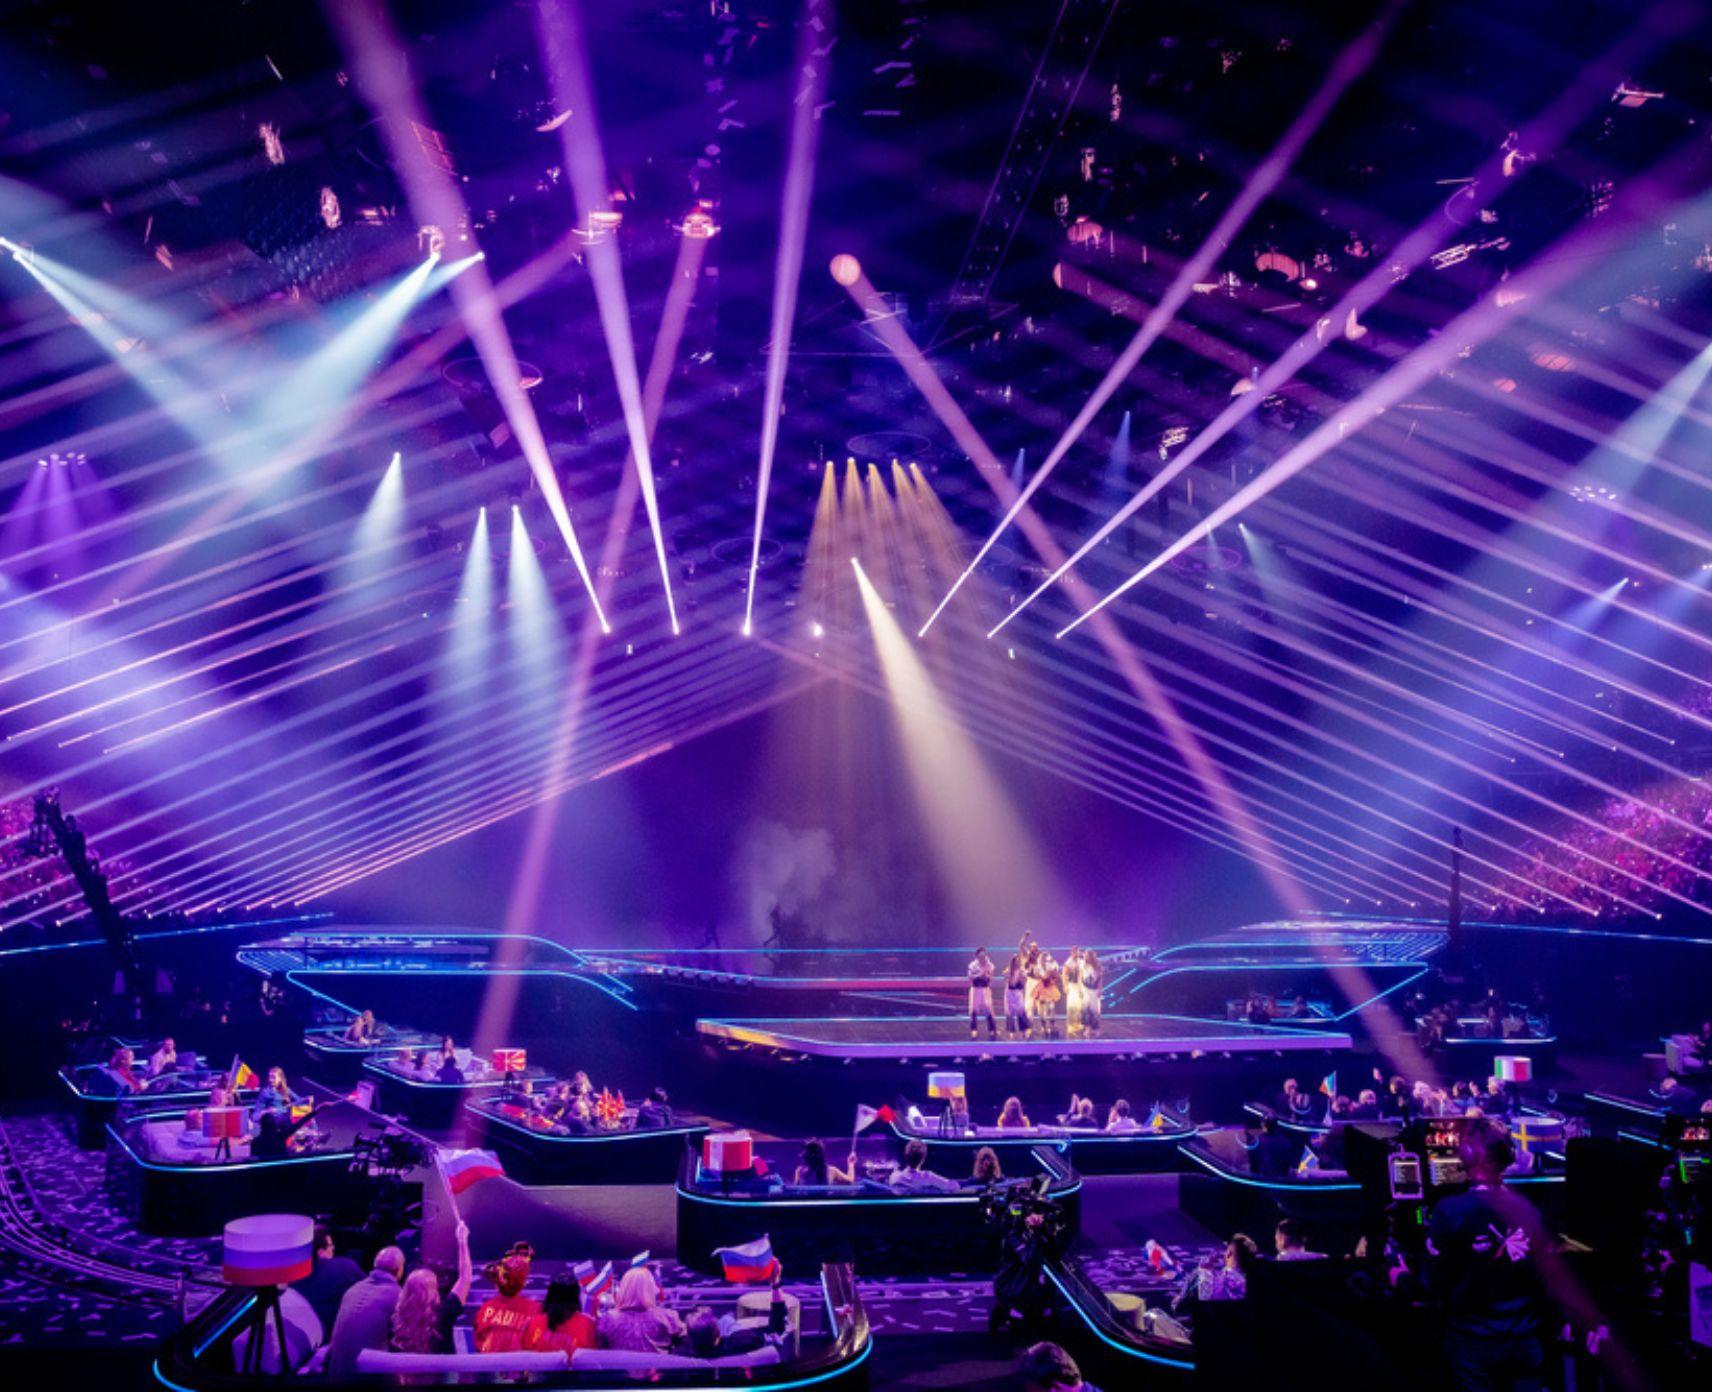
[
  {"left": 361, "top": 1050, "right": 548, "bottom": 1126},
  {"left": 677, "top": 1135, "right": 1081, "bottom": 1278},
  {"left": 154, "top": 1261, "right": 873, "bottom": 1392},
  {"left": 465, "top": 1089, "right": 709, "bottom": 1183},
  {"left": 60, "top": 1060, "right": 251, "bottom": 1151},
  {"left": 890, "top": 1103, "right": 1196, "bottom": 1176},
  {"left": 300, "top": 1021, "right": 443, "bottom": 1086},
  {"left": 105, "top": 1100, "right": 371, "bottom": 1237}
]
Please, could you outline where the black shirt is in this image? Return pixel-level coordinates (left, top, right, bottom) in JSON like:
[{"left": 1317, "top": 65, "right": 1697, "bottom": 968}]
[
  {"left": 1427, "top": 1184, "right": 1549, "bottom": 1341},
  {"left": 294, "top": 1254, "right": 364, "bottom": 1336}
]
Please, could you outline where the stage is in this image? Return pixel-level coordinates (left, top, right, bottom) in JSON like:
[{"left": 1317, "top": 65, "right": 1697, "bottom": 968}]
[{"left": 696, "top": 1012, "right": 1353, "bottom": 1060}]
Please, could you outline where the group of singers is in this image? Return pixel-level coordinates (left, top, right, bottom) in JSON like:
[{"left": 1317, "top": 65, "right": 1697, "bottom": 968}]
[{"left": 967, "top": 933, "right": 1103, "bottom": 1041}]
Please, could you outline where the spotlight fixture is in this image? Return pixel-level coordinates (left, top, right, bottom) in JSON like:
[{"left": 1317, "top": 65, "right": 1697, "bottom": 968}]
[{"left": 829, "top": 253, "right": 862, "bottom": 286}]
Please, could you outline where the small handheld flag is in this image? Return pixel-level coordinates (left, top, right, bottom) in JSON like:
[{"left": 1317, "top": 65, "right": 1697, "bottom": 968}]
[
  {"left": 629, "top": 1250, "right": 651, "bottom": 1269},
  {"left": 439, "top": 1147, "right": 505, "bottom": 1196},
  {"left": 1318, "top": 1072, "right": 1337, "bottom": 1099},
  {"left": 1144, "top": 1239, "right": 1176, "bottom": 1273},
  {"left": 854, "top": 1104, "right": 880, "bottom": 1134},
  {"left": 1296, "top": 1146, "right": 1321, "bottom": 1176},
  {"left": 231, "top": 1058, "right": 258, "bottom": 1090},
  {"left": 1144, "top": 1105, "right": 1168, "bottom": 1133},
  {"left": 714, "top": 1235, "right": 779, "bottom": 1283}
]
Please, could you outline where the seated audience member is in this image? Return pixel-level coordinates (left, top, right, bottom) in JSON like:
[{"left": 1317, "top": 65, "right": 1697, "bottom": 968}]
[
  {"left": 148, "top": 1037, "right": 178, "bottom": 1077},
  {"left": 327, "top": 1246, "right": 406, "bottom": 1375},
  {"left": 1350, "top": 1089, "right": 1381, "bottom": 1121},
  {"left": 1383, "top": 1076, "right": 1412, "bottom": 1118},
  {"left": 1105, "top": 1099, "right": 1140, "bottom": 1132},
  {"left": 524, "top": 1277, "right": 599, "bottom": 1354},
  {"left": 205, "top": 1073, "right": 233, "bottom": 1109},
  {"left": 1329, "top": 1094, "right": 1355, "bottom": 1123},
  {"left": 1172, "top": 1234, "right": 1258, "bottom": 1312},
  {"left": 294, "top": 1226, "right": 364, "bottom": 1336},
  {"left": 636, "top": 1087, "right": 675, "bottom": 1129},
  {"left": 1657, "top": 1075, "right": 1701, "bottom": 1116},
  {"left": 682, "top": 1304, "right": 770, "bottom": 1359},
  {"left": 598, "top": 1266, "right": 686, "bottom": 1354},
  {"left": 474, "top": 1243, "right": 540, "bottom": 1353},
  {"left": 1276, "top": 1078, "right": 1314, "bottom": 1122},
  {"left": 941, "top": 1094, "right": 973, "bottom": 1135},
  {"left": 107, "top": 1046, "right": 145, "bottom": 1094},
  {"left": 1018, "top": 1340, "right": 1102, "bottom": 1392},
  {"left": 795, "top": 1137, "right": 857, "bottom": 1186},
  {"left": 251, "top": 1066, "right": 302, "bottom": 1124},
  {"left": 996, "top": 1095, "right": 1032, "bottom": 1130},
  {"left": 389, "top": 1221, "right": 472, "bottom": 1356},
  {"left": 1062, "top": 1096, "right": 1100, "bottom": 1130},
  {"left": 889, "top": 1138, "right": 960, "bottom": 1193},
  {"left": 1273, "top": 1217, "right": 1325, "bottom": 1261},
  {"left": 971, "top": 1146, "right": 1004, "bottom": 1185},
  {"left": 569, "top": 1070, "right": 595, "bottom": 1100},
  {"left": 342, "top": 1010, "right": 378, "bottom": 1045},
  {"left": 435, "top": 1037, "right": 464, "bottom": 1085},
  {"left": 1250, "top": 1114, "right": 1298, "bottom": 1179}
]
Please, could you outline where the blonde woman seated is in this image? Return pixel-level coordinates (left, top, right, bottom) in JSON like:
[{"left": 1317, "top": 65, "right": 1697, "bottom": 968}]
[
  {"left": 598, "top": 1266, "right": 687, "bottom": 1354},
  {"left": 971, "top": 1146, "right": 1004, "bottom": 1185},
  {"left": 996, "top": 1096, "right": 1033, "bottom": 1130}
]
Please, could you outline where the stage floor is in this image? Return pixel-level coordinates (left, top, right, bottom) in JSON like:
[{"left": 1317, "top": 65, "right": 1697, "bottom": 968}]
[{"left": 697, "top": 1012, "right": 1351, "bottom": 1059}]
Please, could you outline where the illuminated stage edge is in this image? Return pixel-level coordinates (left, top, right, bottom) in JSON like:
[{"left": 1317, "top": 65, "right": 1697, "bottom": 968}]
[{"left": 696, "top": 1013, "right": 1354, "bottom": 1060}]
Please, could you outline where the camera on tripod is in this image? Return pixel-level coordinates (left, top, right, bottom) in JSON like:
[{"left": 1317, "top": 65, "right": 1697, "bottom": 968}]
[{"left": 348, "top": 1127, "right": 428, "bottom": 1178}]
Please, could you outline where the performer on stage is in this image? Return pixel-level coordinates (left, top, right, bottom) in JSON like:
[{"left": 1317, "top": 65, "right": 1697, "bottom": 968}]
[
  {"left": 967, "top": 947, "right": 999, "bottom": 1041},
  {"left": 1063, "top": 948, "right": 1085, "bottom": 1037},
  {"left": 1033, "top": 950, "right": 1064, "bottom": 1039},
  {"left": 1081, "top": 948, "right": 1103, "bottom": 1037},
  {"left": 1003, "top": 952, "right": 1031, "bottom": 1039}
]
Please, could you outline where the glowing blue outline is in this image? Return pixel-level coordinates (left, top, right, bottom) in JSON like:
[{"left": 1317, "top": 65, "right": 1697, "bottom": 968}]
[
  {"left": 1585, "top": 1092, "right": 1665, "bottom": 1119},
  {"left": 107, "top": 1111, "right": 357, "bottom": 1174},
  {"left": 192, "top": 1296, "right": 255, "bottom": 1358},
  {"left": 1125, "top": 961, "right": 1429, "bottom": 1027},
  {"left": 0, "top": 912, "right": 329, "bottom": 959},
  {"left": 466, "top": 1098, "right": 709, "bottom": 1146},
  {"left": 1176, "top": 1142, "right": 1360, "bottom": 1192},
  {"left": 1043, "top": 1263, "right": 1194, "bottom": 1371}
]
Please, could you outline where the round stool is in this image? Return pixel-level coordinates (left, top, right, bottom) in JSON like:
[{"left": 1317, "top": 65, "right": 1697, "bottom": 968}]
[{"left": 735, "top": 1288, "right": 801, "bottom": 1356}]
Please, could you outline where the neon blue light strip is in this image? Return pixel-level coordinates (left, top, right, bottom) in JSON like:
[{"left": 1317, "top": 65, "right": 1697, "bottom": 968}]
[
  {"left": 468, "top": 1101, "right": 708, "bottom": 1144},
  {"left": 284, "top": 965, "right": 640, "bottom": 1012},
  {"left": 0, "top": 912, "right": 329, "bottom": 959},
  {"left": 58, "top": 1068, "right": 234, "bottom": 1105},
  {"left": 1586, "top": 1093, "right": 1665, "bottom": 1119},
  {"left": 894, "top": 1119, "right": 1178, "bottom": 1146},
  {"left": 363, "top": 1059, "right": 514, "bottom": 1091},
  {"left": 1445, "top": 1035, "right": 1557, "bottom": 1046},
  {"left": 1617, "top": 1129, "right": 1668, "bottom": 1148},
  {"left": 157, "top": 1342, "right": 872, "bottom": 1392},
  {"left": 1043, "top": 1264, "right": 1194, "bottom": 1371},
  {"left": 192, "top": 1296, "right": 255, "bottom": 1358},
  {"left": 1129, "top": 962, "right": 1429, "bottom": 1026},
  {"left": 1177, "top": 1143, "right": 1359, "bottom": 1192},
  {"left": 107, "top": 1113, "right": 356, "bottom": 1173},
  {"left": 675, "top": 1178, "right": 1081, "bottom": 1209}
]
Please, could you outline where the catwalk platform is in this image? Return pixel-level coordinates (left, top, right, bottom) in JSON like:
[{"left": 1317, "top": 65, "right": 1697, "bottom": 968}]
[{"left": 696, "top": 1012, "right": 1353, "bottom": 1060}]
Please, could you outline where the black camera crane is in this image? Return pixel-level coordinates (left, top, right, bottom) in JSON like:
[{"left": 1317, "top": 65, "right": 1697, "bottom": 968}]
[{"left": 26, "top": 791, "right": 142, "bottom": 998}]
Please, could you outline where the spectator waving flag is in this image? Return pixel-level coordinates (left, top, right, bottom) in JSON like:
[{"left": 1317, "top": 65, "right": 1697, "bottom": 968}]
[
  {"left": 714, "top": 1235, "right": 778, "bottom": 1283},
  {"left": 575, "top": 1260, "right": 613, "bottom": 1300},
  {"left": 438, "top": 1146, "right": 505, "bottom": 1195}
]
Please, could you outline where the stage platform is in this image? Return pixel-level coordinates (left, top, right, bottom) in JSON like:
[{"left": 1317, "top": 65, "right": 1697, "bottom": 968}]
[{"left": 697, "top": 1012, "right": 1352, "bottom": 1060}]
